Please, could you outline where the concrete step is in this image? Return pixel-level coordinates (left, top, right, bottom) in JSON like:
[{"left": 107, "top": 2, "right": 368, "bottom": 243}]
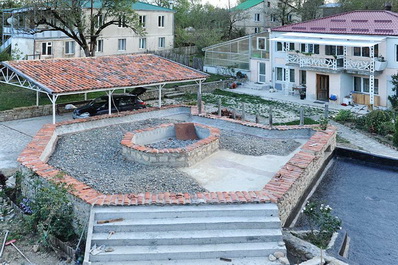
[
  {"left": 89, "top": 257, "right": 283, "bottom": 265},
  {"left": 94, "top": 204, "right": 279, "bottom": 220},
  {"left": 89, "top": 242, "right": 285, "bottom": 262},
  {"left": 164, "top": 92, "right": 186, "bottom": 98},
  {"left": 93, "top": 216, "right": 281, "bottom": 233},
  {"left": 91, "top": 229, "right": 282, "bottom": 246}
]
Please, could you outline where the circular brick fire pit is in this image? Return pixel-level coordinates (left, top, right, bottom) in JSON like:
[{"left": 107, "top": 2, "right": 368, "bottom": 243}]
[{"left": 121, "top": 123, "right": 220, "bottom": 167}]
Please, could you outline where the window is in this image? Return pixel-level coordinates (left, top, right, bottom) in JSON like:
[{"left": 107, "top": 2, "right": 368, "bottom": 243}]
[
  {"left": 158, "top": 37, "right": 165, "bottom": 48},
  {"left": 270, "top": 14, "right": 277, "bottom": 22},
  {"left": 254, "top": 13, "right": 260, "bottom": 22},
  {"left": 267, "top": 1, "right": 271, "bottom": 7},
  {"left": 290, "top": 69, "right": 295, "bottom": 82},
  {"left": 41, "top": 42, "right": 52, "bottom": 55},
  {"left": 276, "top": 67, "right": 295, "bottom": 82},
  {"left": 118, "top": 39, "right": 126, "bottom": 51},
  {"left": 96, "top": 39, "right": 104, "bottom": 52},
  {"left": 139, "top": 38, "right": 146, "bottom": 49},
  {"left": 65, "top": 41, "right": 75, "bottom": 54},
  {"left": 139, "top": 15, "right": 146, "bottom": 28},
  {"left": 158, "top": 16, "right": 165, "bottom": 27},
  {"left": 287, "top": 14, "right": 292, "bottom": 22},
  {"left": 325, "top": 45, "right": 343, "bottom": 56},
  {"left": 276, "top": 67, "right": 283, "bottom": 81},
  {"left": 257, "top": 37, "right": 266, "bottom": 50},
  {"left": 354, "top": 77, "right": 379, "bottom": 94},
  {"left": 354, "top": 45, "right": 378, "bottom": 57},
  {"left": 300, "top": 44, "right": 319, "bottom": 54},
  {"left": 95, "top": 15, "right": 103, "bottom": 28},
  {"left": 300, "top": 70, "right": 306, "bottom": 85},
  {"left": 118, "top": 16, "right": 126, "bottom": 27},
  {"left": 276, "top": 42, "right": 295, "bottom": 52},
  {"left": 254, "top": 27, "right": 260, "bottom": 33}
]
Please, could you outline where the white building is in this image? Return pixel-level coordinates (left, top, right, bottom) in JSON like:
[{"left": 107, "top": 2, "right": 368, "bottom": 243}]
[
  {"left": 270, "top": 10, "right": 398, "bottom": 107},
  {"left": 232, "top": 0, "right": 299, "bottom": 35},
  {"left": 204, "top": 9, "right": 398, "bottom": 108},
  {"left": 1, "top": 2, "right": 175, "bottom": 60}
]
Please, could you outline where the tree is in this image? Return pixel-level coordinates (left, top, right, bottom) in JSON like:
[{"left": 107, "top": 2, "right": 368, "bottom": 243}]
[
  {"left": 299, "top": 0, "right": 324, "bottom": 21},
  {"left": 338, "top": 0, "right": 398, "bottom": 12},
  {"left": 270, "top": 0, "right": 299, "bottom": 26},
  {"left": 20, "top": 0, "right": 142, "bottom": 57}
]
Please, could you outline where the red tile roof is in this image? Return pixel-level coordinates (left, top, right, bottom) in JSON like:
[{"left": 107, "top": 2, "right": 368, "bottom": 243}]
[
  {"left": 273, "top": 10, "right": 398, "bottom": 36},
  {"left": 3, "top": 54, "right": 208, "bottom": 94}
]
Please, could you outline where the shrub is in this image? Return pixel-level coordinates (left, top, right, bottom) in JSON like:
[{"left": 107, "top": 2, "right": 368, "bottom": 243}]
[
  {"left": 334, "top": 110, "right": 354, "bottom": 123},
  {"left": 378, "top": 121, "right": 396, "bottom": 136},
  {"left": 364, "top": 110, "right": 393, "bottom": 134},
  {"left": 302, "top": 201, "right": 342, "bottom": 249},
  {"left": 393, "top": 120, "right": 398, "bottom": 147},
  {"left": 25, "top": 179, "right": 76, "bottom": 243}
]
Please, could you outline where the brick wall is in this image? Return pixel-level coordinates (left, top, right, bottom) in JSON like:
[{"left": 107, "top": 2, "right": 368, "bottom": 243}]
[{"left": 18, "top": 105, "right": 336, "bottom": 229}]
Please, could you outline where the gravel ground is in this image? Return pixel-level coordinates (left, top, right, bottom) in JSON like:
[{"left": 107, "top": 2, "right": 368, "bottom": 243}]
[
  {"left": 48, "top": 118, "right": 301, "bottom": 194},
  {"left": 146, "top": 138, "right": 199, "bottom": 149}
]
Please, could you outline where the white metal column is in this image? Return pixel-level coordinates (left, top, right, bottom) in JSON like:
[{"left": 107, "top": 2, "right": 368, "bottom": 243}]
[
  {"left": 36, "top": 91, "right": 39, "bottom": 106},
  {"left": 369, "top": 45, "right": 375, "bottom": 106},
  {"left": 284, "top": 67, "right": 290, "bottom": 95},
  {"left": 46, "top": 94, "right": 59, "bottom": 124},
  {"left": 158, "top": 84, "right": 165, "bottom": 108},
  {"left": 106, "top": 90, "right": 115, "bottom": 115}
]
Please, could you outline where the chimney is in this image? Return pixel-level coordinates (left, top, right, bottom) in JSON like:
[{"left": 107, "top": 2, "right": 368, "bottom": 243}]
[{"left": 385, "top": 2, "right": 392, "bottom": 11}]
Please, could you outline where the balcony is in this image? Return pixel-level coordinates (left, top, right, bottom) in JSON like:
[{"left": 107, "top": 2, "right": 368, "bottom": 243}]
[
  {"left": 3, "top": 26, "right": 68, "bottom": 39},
  {"left": 287, "top": 52, "right": 387, "bottom": 73}
]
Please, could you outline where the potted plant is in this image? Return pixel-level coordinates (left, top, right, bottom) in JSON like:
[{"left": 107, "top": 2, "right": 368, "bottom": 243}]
[
  {"left": 300, "top": 90, "right": 306, "bottom": 100},
  {"left": 375, "top": 56, "right": 387, "bottom": 71}
]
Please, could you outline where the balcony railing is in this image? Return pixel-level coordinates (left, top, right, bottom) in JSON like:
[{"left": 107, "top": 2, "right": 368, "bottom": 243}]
[{"left": 287, "top": 52, "right": 387, "bottom": 72}]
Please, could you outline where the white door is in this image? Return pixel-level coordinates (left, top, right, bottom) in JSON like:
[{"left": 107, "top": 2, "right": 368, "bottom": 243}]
[{"left": 258, "top": 62, "right": 266, "bottom": 83}]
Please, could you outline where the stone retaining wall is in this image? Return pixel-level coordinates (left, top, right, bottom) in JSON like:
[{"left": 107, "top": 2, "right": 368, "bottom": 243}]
[
  {"left": 18, "top": 105, "right": 336, "bottom": 228},
  {"left": 121, "top": 123, "right": 220, "bottom": 167}
]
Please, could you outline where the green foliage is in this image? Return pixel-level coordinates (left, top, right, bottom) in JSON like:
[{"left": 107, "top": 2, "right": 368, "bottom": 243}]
[
  {"left": 302, "top": 201, "right": 342, "bottom": 249},
  {"left": 393, "top": 120, "right": 398, "bottom": 147},
  {"left": 334, "top": 110, "right": 354, "bottom": 123},
  {"left": 21, "top": 0, "right": 141, "bottom": 57},
  {"left": 364, "top": 110, "right": 393, "bottom": 134},
  {"left": 25, "top": 178, "right": 76, "bottom": 243},
  {"left": 273, "top": 117, "right": 318, "bottom": 126},
  {"left": 389, "top": 73, "right": 398, "bottom": 111},
  {"left": 379, "top": 121, "right": 396, "bottom": 136},
  {"left": 0, "top": 50, "right": 11, "bottom": 61},
  {"left": 319, "top": 117, "right": 328, "bottom": 130}
]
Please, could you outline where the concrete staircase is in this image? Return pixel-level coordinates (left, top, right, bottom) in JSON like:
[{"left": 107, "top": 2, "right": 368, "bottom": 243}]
[{"left": 84, "top": 204, "right": 286, "bottom": 265}]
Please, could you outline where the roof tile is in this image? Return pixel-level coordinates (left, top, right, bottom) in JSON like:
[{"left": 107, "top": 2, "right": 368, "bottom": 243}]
[
  {"left": 4, "top": 54, "right": 208, "bottom": 94},
  {"left": 273, "top": 10, "right": 398, "bottom": 36}
]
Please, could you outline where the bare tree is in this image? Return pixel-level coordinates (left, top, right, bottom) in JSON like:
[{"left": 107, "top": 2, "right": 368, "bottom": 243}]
[{"left": 20, "top": 0, "right": 142, "bottom": 57}]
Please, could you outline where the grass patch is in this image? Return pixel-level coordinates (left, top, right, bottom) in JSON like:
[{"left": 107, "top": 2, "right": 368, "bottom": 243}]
[
  {"left": 0, "top": 84, "right": 127, "bottom": 111},
  {"left": 273, "top": 118, "right": 318, "bottom": 126},
  {"left": 336, "top": 135, "right": 350, "bottom": 144}
]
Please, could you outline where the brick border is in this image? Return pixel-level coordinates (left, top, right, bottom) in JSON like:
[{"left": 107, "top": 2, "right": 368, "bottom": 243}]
[{"left": 18, "top": 105, "right": 336, "bottom": 210}]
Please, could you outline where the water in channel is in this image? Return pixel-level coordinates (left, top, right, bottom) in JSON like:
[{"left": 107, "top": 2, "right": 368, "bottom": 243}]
[{"left": 307, "top": 156, "right": 398, "bottom": 265}]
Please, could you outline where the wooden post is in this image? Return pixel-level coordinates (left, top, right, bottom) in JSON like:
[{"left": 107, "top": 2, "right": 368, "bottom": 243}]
[
  {"left": 198, "top": 94, "right": 202, "bottom": 114},
  {"left": 256, "top": 114, "right": 260, "bottom": 123},
  {"left": 324, "top": 104, "right": 329, "bottom": 119},
  {"left": 232, "top": 108, "right": 236, "bottom": 119},
  {"left": 269, "top": 107, "right": 273, "bottom": 128},
  {"left": 300, "top": 107, "right": 304, "bottom": 126},
  {"left": 218, "top": 98, "right": 222, "bottom": 116},
  {"left": 241, "top": 103, "right": 246, "bottom": 121}
]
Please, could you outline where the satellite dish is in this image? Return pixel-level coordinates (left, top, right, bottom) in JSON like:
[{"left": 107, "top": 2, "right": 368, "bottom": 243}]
[{"left": 6, "top": 17, "right": 17, "bottom": 26}]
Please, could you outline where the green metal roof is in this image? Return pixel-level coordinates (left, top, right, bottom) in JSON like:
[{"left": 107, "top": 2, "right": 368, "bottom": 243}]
[
  {"left": 4, "top": 1, "right": 174, "bottom": 13},
  {"left": 232, "top": 0, "right": 263, "bottom": 11}
]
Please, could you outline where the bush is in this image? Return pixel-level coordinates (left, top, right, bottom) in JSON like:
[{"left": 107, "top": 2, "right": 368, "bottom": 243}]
[
  {"left": 334, "top": 110, "right": 354, "bottom": 123},
  {"left": 393, "top": 120, "right": 398, "bottom": 147},
  {"left": 25, "top": 179, "right": 76, "bottom": 243},
  {"left": 302, "top": 201, "right": 342, "bottom": 249},
  {"left": 354, "top": 115, "right": 366, "bottom": 130},
  {"left": 378, "top": 121, "right": 396, "bottom": 136},
  {"left": 364, "top": 110, "right": 393, "bottom": 134}
]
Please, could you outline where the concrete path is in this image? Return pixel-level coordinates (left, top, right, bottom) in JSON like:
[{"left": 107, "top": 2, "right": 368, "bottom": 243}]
[
  {"left": 227, "top": 85, "right": 398, "bottom": 159},
  {"left": 330, "top": 120, "right": 398, "bottom": 159},
  {"left": 0, "top": 114, "right": 72, "bottom": 175}
]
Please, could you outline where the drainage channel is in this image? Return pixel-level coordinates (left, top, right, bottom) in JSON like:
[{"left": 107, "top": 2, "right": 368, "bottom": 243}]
[{"left": 294, "top": 148, "right": 398, "bottom": 265}]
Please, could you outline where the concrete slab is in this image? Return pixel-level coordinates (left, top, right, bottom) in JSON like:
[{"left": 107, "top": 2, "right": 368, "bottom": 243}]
[
  {"left": 182, "top": 141, "right": 305, "bottom": 192},
  {"left": 0, "top": 113, "right": 72, "bottom": 174}
]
